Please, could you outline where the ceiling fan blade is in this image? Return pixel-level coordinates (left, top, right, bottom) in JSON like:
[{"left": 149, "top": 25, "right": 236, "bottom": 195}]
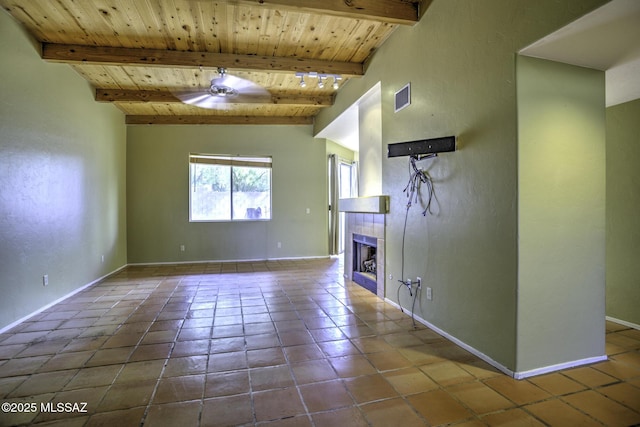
[
  {"left": 173, "top": 71, "right": 270, "bottom": 109},
  {"left": 173, "top": 90, "right": 271, "bottom": 109},
  {"left": 212, "top": 74, "right": 270, "bottom": 96}
]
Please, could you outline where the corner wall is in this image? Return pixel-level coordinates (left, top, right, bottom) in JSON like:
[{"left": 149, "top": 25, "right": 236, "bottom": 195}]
[
  {"left": 0, "top": 11, "right": 127, "bottom": 329},
  {"left": 517, "top": 56, "right": 606, "bottom": 372},
  {"left": 606, "top": 98, "right": 640, "bottom": 327},
  {"left": 126, "top": 125, "right": 328, "bottom": 263}
]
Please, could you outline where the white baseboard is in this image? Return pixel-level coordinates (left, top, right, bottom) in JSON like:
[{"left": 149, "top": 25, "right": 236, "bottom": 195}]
[
  {"left": 606, "top": 316, "right": 640, "bottom": 330},
  {"left": 512, "top": 355, "right": 608, "bottom": 380},
  {"left": 385, "top": 298, "right": 608, "bottom": 380},
  {"left": 127, "top": 255, "right": 330, "bottom": 266},
  {"left": 0, "top": 264, "right": 127, "bottom": 335}
]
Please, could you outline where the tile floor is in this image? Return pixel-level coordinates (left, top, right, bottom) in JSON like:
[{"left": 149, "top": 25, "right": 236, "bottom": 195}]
[{"left": 0, "top": 258, "right": 639, "bottom": 426}]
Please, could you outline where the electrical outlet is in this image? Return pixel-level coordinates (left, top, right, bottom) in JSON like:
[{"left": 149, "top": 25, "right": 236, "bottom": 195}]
[
  {"left": 43, "top": 275, "right": 48, "bottom": 286},
  {"left": 416, "top": 277, "right": 422, "bottom": 289},
  {"left": 180, "top": 245, "right": 185, "bottom": 252},
  {"left": 277, "top": 242, "right": 282, "bottom": 248},
  {"left": 101, "top": 255, "right": 105, "bottom": 263},
  {"left": 426, "top": 287, "right": 432, "bottom": 301}
]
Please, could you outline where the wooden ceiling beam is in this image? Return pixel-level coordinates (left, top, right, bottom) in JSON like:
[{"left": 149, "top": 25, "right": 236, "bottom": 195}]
[
  {"left": 96, "top": 89, "right": 334, "bottom": 106},
  {"left": 126, "top": 115, "right": 313, "bottom": 125},
  {"left": 232, "top": 0, "right": 421, "bottom": 25},
  {"left": 42, "top": 43, "right": 364, "bottom": 76}
]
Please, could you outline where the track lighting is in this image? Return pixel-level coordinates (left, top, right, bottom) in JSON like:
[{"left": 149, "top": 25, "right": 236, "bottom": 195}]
[{"left": 295, "top": 72, "right": 342, "bottom": 89}]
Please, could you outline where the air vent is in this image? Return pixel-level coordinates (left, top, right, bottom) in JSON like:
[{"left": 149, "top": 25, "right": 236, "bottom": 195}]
[{"left": 394, "top": 83, "right": 411, "bottom": 112}]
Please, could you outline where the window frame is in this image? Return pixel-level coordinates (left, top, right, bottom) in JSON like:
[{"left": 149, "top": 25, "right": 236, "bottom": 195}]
[{"left": 189, "top": 153, "right": 272, "bottom": 223}]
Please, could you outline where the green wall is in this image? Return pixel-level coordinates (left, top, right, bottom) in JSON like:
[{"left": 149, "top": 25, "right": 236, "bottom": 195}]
[
  {"left": 606, "top": 98, "right": 640, "bottom": 326},
  {"left": 126, "top": 125, "right": 328, "bottom": 263},
  {"left": 0, "top": 11, "right": 127, "bottom": 329},
  {"left": 315, "top": 0, "right": 609, "bottom": 373},
  {"left": 517, "top": 56, "right": 606, "bottom": 372}
]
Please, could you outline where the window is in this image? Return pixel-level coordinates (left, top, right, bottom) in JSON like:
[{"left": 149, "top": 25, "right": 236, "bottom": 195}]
[{"left": 189, "top": 154, "right": 272, "bottom": 221}]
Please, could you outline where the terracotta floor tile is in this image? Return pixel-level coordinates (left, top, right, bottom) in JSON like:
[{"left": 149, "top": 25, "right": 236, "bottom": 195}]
[
  {"left": 562, "top": 366, "right": 619, "bottom": 387},
  {"left": 351, "top": 337, "right": 395, "bottom": 354},
  {"left": 128, "top": 342, "right": 172, "bottom": 361},
  {"left": 398, "top": 344, "right": 446, "bottom": 365},
  {"left": 328, "top": 355, "right": 377, "bottom": 378},
  {"left": 317, "top": 339, "right": 360, "bottom": 357},
  {"left": 361, "top": 398, "right": 427, "bottom": 427},
  {"left": 311, "top": 406, "right": 369, "bottom": 427},
  {"left": 283, "top": 343, "right": 324, "bottom": 363},
  {"left": 303, "top": 316, "right": 336, "bottom": 330},
  {"left": 101, "top": 333, "right": 142, "bottom": 349},
  {"left": 0, "top": 355, "right": 50, "bottom": 376},
  {"left": 264, "top": 416, "right": 314, "bottom": 427},
  {"left": 144, "top": 400, "right": 201, "bottom": 427},
  {"left": 458, "top": 359, "right": 503, "bottom": 380},
  {"left": 98, "top": 379, "right": 156, "bottom": 411},
  {"left": 205, "top": 370, "right": 250, "bottom": 397},
  {"left": 279, "top": 330, "right": 315, "bottom": 346},
  {"left": 245, "top": 333, "right": 280, "bottom": 350},
  {"left": 525, "top": 398, "right": 604, "bottom": 427},
  {"left": 171, "top": 339, "right": 210, "bottom": 357},
  {"left": 597, "top": 382, "right": 640, "bottom": 410},
  {"left": 15, "top": 339, "right": 71, "bottom": 357},
  {"left": 250, "top": 365, "right": 295, "bottom": 390},
  {"left": 8, "top": 369, "right": 78, "bottom": 397},
  {"left": 366, "top": 350, "right": 413, "bottom": 372},
  {"left": 247, "top": 347, "right": 286, "bottom": 368},
  {"left": 291, "top": 359, "right": 338, "bottom": 384},
  {"left": 408, "top": 389, "right": 474, "bottom": 426},
  {"left": 116, "top": 359, "right": 165, "bottom": 383},
  {"left": 64, "top": 365, "right": 122, "bottom": 390},
  {"left": 253, "top": 387, "right": 306, "bottom": 422},
  {"left": 526, "top": 372, "right": 587, "bottom": 396},
  {"left": 153, "top": 374, "right": 205, "bottom": 404},
  {"left": 383, "top": 367, "right": 438, "bottom": 395},
  {"left": 483, "top": 375, "right": 551, "bottom": 405},
  {"left": 611, "top": 350, "right": 640, "bottom": 368},
  {"left": 562, "top": 389, "right": 640, "bottom": 426},
  {"left": 419, "top": 361, "right": 476, "bottom": 386},
  {"left": 37, "top": 351, "right": 94, "bottom": 372},
  {"left": 210, "top": 336, "right": 246, "bottom": 353},
  {"left": 592, "top": 358, "right": 640, "bottom": 380},
  {"left": 299, "top": 379, "right": 353, "bottom": 412},
  {"left": 446, "top": 381, "right": 514, "bottom": 415},
  {"left": 85, "top": 407, "right": 145, "bottom": 427},
  {"left": 482, "top": 408, "right": 546, "bottom": 427},
  {"left": 0, "top": 376, "right": 27, "bottom": 398},
  {"left": 383, "top": 332, "right": 425, "bottom": 348},
  {"left": 207, "top": 351, "right": 247, "bottom": 372},
  {"left": 140, "top": 329, "right": 178, "bottom": 344},
  {"left": 343, "top": 374, "right": 398, "bottom": 404},
  {"left": 177, "top": 327, "right": 210, "bottom": 341}
]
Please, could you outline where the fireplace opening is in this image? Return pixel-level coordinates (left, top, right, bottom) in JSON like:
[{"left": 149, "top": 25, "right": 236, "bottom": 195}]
[{"left": 352, "top": 234, "right": 378, "bottom": 294}]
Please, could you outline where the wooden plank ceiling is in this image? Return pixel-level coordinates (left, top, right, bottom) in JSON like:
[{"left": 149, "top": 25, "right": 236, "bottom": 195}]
[{"left": 1, "top": 0, "right": 429, "bottom": 124}]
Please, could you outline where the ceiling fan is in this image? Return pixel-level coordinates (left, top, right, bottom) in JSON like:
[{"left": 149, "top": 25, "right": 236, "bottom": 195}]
[{"left": 174, "top": 67, "right": 270, "bottom": 109}]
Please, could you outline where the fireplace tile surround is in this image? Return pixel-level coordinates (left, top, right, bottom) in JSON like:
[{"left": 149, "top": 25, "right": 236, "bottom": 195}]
[{"left": 344, "top": 212, "right": 386, "bottom": 298}]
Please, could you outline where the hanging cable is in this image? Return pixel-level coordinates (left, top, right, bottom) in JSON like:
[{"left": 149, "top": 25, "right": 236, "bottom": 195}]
[{"left": 397, "top": 154, "right": 436, "bottom": 325}]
